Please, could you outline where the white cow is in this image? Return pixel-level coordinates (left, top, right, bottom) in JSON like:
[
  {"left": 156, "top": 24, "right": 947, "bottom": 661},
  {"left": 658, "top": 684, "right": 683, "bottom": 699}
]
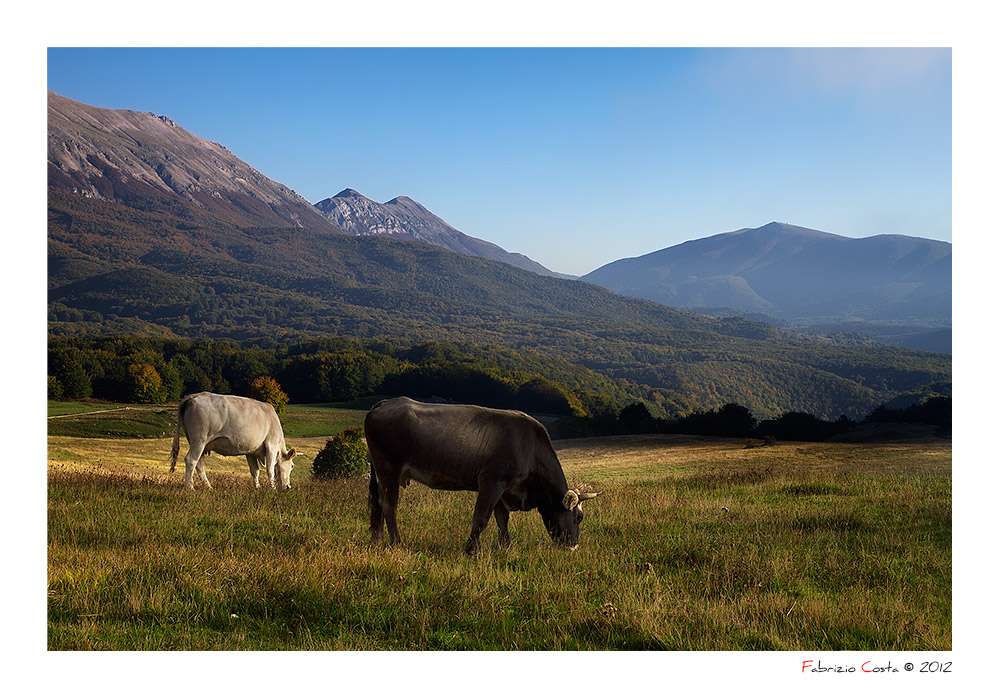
[{"left": 169, "top": 392, "right": 298, "bottom": 490}]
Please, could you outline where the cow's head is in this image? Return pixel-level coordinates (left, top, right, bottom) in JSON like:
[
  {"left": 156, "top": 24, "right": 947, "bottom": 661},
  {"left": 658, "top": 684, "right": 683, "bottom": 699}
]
[
  {"left": 277, "top": 447, "right": 297, "bottom": 490},
  {"left": 541, "top": 489, "right": 599, "bottom": 549}
]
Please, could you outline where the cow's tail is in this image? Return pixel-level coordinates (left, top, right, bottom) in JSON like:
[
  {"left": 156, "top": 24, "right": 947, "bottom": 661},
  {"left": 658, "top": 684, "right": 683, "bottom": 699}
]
[
  {"left": 169, "top": 396, "right": 191, "bottom": 473},
  {"left": 368, "top": 459, "right": 383, "bottom": 537}
]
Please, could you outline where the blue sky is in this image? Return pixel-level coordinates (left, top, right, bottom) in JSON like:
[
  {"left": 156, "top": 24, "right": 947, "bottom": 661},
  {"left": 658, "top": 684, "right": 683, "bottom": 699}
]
[{"left": 47, "top": 47, "right": 951, "bottom": 275}]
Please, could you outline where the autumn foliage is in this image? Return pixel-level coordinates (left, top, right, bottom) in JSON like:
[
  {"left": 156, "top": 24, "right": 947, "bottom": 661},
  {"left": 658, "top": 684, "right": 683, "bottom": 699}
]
[{"left": 248, "top": 375, "right": 289, "bottom": 414}]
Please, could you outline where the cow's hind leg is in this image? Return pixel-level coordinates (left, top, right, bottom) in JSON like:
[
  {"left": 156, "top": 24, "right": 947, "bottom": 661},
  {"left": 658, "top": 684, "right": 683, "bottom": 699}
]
[
  {"left": 246, "top": 455, "right": 261, "bottom": 489},
  {"left": 195, "top": 453, "right": 212, "bottom": 489},
  {"left": 381, "top": 479, "right": 403, "bottom": 547},
  {"left": 493, "top": 503, "right": 511, "bottom": 548},
  {"left": 466, "top": 487, "right": 503, "bottom": 556},
  {"left": 183, "top": 444, "right": 205, "bottom": 490}
]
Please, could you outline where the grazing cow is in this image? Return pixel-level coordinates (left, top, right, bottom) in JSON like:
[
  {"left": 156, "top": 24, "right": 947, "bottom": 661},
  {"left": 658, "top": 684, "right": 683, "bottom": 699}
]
[
  {"left": 364, "top": 396, "right": 599, "bottom": 555},
  {"left": 169, "top": 392, "right": 298, "bottom": 490}
]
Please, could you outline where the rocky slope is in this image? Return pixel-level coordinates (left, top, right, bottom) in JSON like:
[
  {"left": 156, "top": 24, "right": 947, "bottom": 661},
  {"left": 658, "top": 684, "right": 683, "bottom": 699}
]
[
  {"left": 315, "top": 188, "right": 569, "bottom": 278},
  {"left": 48, "top": 90, "right": 342, "bottom": 233}
]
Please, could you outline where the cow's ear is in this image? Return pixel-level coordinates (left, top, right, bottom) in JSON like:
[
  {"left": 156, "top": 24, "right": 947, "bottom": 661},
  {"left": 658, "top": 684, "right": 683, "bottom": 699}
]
[
  {"left": 286, "top": 447, "right": 297, "bottom": 460},
  {"left": 562, "top": 490, "right": 579, "bottom": 510}
]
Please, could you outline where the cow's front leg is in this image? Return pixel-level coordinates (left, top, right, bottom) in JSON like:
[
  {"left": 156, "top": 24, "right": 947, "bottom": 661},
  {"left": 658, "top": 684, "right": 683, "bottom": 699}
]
[
  {"left": 265, "top": 454, "right": 277, "bottom": 489},
  {"left": 466, "top": 488, "right": 503, "bottom": 556},
  {"left": 493, "top": 503, "right": 511, "bottom": 548}
]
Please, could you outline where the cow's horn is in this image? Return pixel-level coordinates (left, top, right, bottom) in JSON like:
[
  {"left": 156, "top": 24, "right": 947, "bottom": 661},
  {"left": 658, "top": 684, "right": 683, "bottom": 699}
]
[
  {"left": 577, "top": 491, "right": 600, "bottom": 501},
  {"left": 562, "top": 490, "right": 579, "bottom": 510}
]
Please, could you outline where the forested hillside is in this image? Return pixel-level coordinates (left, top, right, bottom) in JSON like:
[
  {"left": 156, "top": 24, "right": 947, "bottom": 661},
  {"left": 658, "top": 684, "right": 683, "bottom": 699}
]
[{"left": 48, "top": 188, "right": 950, "bottom": 420}]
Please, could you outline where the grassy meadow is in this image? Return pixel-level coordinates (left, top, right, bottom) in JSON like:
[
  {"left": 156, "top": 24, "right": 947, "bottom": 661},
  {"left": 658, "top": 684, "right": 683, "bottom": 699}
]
[{"left": 47, "top": 401, "right": 951, "bottom": 651}]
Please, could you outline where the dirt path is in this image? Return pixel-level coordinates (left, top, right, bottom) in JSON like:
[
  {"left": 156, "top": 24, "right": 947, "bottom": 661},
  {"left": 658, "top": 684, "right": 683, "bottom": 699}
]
[{"left": 48, "top": 406, "right": 164, "bottom": 420}]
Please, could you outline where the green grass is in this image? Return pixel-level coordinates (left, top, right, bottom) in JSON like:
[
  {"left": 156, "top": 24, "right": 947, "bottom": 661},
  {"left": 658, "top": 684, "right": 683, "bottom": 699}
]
[
  {"left": 47, "top": 411, "right": 951, "bottom": 650},
  {"left": 48, "top": 399, "right": 105, "bottom": 417},
  {"left": 276, "top": 401, "right": 375, "bottom": 439},
  {"left": 46, "top": 400, "right": 368, "bottom": 440}
]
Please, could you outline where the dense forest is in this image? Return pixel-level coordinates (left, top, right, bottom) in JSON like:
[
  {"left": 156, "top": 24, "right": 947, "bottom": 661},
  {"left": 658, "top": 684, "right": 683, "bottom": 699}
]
[{"left": 47, "top": 336, "right": 632, "bottom": 417}]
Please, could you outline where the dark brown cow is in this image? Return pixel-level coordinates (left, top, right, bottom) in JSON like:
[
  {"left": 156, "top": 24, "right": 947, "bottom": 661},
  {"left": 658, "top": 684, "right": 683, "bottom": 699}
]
[{"left": 364, "top": 396, "right": 598, "bottom": 555}]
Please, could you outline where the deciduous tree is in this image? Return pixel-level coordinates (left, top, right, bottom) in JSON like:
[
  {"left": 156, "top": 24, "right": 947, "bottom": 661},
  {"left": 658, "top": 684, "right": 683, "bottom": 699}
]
[{"left": 248, "top": 375, "right": 289, "bottom": 414}]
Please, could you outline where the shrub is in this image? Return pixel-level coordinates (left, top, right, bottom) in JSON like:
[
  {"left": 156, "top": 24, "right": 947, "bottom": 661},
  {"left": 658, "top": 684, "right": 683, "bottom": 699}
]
[
  {"left": 311, "top": 428, "right": 369, "bottom": 480},
  {"left": 248, "top": 375, "right": 288, "bottom": 414}
]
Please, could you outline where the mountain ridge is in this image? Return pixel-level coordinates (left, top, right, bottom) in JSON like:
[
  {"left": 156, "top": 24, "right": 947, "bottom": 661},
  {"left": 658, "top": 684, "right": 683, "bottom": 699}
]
[
  {"left": 581, "top": 221, "right": 951, "bottom": 352},
  {"left": 47, "top": 91, "right": 345, "bottom": 235}
]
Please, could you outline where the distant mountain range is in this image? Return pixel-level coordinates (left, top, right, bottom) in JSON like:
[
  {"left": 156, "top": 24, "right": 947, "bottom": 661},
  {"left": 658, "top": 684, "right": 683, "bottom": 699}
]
[
  {"left": 46, "top": 91, "right": 951, "bottom": 419},
  {"left": 315, "top": 189, "right": 568, "bottom": 278},
  {"left": 581, "top": 222, "right": 951, "bottom": 353}
]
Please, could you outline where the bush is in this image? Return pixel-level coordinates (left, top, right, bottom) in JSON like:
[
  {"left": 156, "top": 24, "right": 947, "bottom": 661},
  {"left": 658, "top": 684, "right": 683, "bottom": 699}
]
[{"left": 311, "top": 428, "right": 369, "bottom": 480}]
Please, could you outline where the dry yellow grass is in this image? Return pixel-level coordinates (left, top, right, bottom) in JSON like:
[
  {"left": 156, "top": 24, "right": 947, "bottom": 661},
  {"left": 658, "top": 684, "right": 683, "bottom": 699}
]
[{"left": 47, "top": 435, "right": 332, "bottom": 486}]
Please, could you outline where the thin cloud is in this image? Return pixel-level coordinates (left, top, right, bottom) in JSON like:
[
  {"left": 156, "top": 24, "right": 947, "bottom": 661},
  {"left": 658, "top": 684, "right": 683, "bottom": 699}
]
[
  {"left": 697, "top": 47, "right": 950, "bottom": 104},
  {"left": 780, "top": 47, "right": 950, "bottom": 95}
]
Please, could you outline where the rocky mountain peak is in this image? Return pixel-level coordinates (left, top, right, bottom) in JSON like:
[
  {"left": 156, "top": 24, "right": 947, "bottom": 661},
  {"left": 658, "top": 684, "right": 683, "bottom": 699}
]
[
  {"left": 314, "top": 188, "right": 566, "bottom": 278},
  {"left": 333, "top": 188, "right": 369, "bottom": 199}
]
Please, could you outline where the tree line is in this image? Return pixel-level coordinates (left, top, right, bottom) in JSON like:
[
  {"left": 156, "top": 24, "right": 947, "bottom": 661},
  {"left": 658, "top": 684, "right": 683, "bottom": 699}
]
[
  {"left": 47, "top": 336, "right": 595, "bottom": 417},
  {"left": 553, "top": 396, "right": 951, "bottom": 442}
]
